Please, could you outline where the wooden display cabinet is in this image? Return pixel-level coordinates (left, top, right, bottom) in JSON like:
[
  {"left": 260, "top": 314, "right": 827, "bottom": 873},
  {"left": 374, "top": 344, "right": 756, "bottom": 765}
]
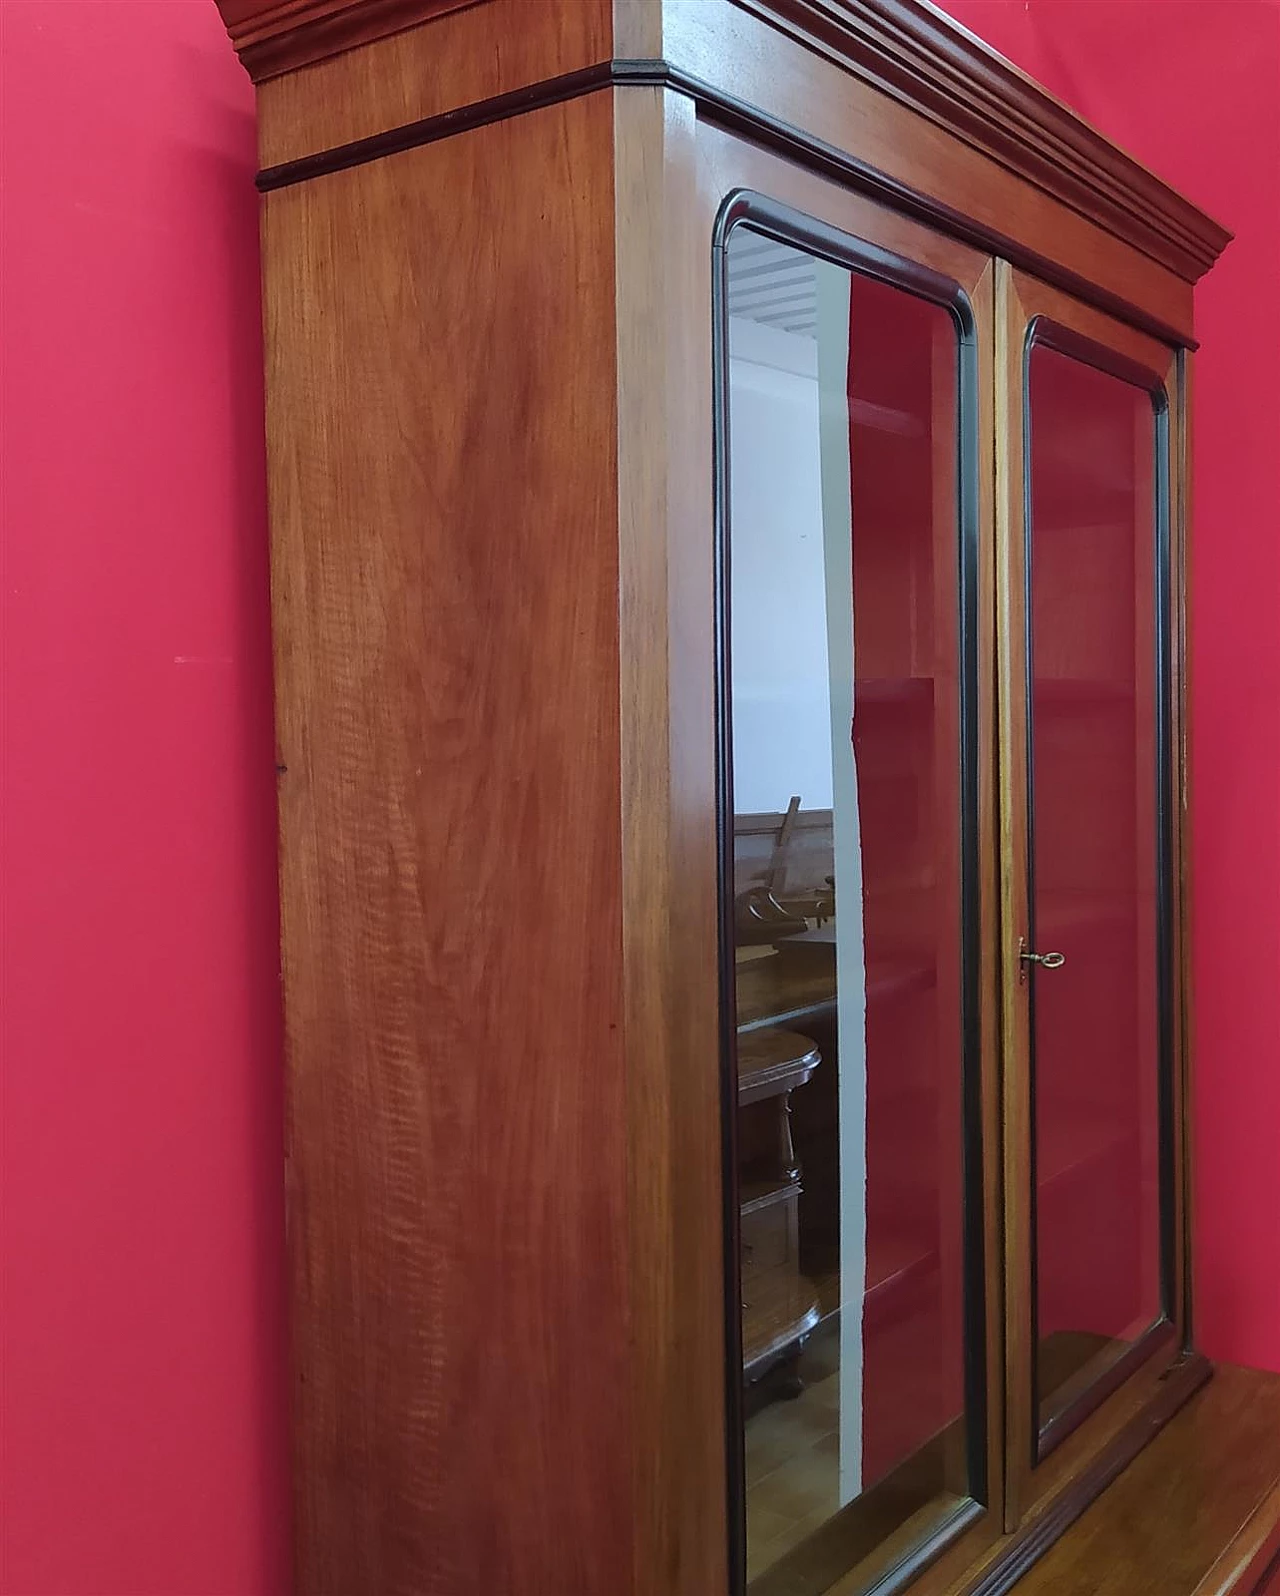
[{"left": 212, "top": 3, "right": 1280, "bottom": 1594}]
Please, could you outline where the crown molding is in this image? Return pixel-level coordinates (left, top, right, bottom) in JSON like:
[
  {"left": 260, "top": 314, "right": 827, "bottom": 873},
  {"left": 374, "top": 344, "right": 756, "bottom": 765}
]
[
  {"left": 215, "top": 0, "right": 483, "bottom": 82},
  {"left": 731, "top": 0, "right": 1231, "bottom": 282},
  {"left": 216, "top": 0, "right": 1230, "bottom": 285}
]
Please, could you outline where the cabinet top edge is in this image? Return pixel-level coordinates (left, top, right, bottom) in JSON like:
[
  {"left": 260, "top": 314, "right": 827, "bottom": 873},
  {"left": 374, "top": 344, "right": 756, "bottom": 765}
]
[
  {"left": 729, "top": 0, "right": 1231, "bottom": 282},
  {"left": 215, "top": 0, "right": 479, "bottom": 84},
  {"left": 215, "top": 0, "right": 1232, "bottom": 284}
]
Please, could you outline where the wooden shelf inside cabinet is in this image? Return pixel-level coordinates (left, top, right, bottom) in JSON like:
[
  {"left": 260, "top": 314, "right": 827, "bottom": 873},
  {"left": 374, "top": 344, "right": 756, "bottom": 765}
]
[
  {"left": 1033, "top": 677, "right": 1136, "bottom": 709},
  {"left": 865, "top": 1234, "right": 940, "bottom": 1329},
  {"left": 851, "top": 398, "right": 926, "bottom": 438},
  {"left": 737, "top": 949, "right": 836, "bottom": 1035},
  {"left": 736, "top": 941, "right": 934, "bottom": 1035},
  {"left": 854, "top": 676, "right": 935, "bottom": 711},
  {"left": 1037, "top": 1110, "right": 1131, "bottom": 1191},
  {"left": 809, "top": 1231, "right": 945, "bottom": 1340},
  {"left": 741, "top": 1178, "right": 802, "bottom": 1211}
]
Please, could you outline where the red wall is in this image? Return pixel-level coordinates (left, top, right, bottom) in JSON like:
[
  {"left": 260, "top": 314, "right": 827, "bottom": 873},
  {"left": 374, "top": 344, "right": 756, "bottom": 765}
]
[
  {"left": 940, "top": 0, "right": 1280, "bottom": 1373},
  {"left": 0, "top": 5, "right": 290, "bottom": 1594},
  {"left": 0, "top": 3, "right": 1275, "bottom": 1594}
]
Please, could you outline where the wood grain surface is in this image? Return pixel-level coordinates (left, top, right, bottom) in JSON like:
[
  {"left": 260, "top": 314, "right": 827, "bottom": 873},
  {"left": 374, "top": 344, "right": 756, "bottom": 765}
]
[
  {"left": 613, "top": 82, "right": 729, "bottom": 1596},
  {"left": 217, "top": 0, "right": 480, "bottom": 82},
  {"left": 253, "top": 0, "right": 611, "bottom": 167},
  {"left": 1191, "top": 1480, "right": 1280, "bottom": 1596},
  {"left": 670, "top": 0, "right": 1203, "bottom": 343},
  {"left": 1014, "top": 1364, "right": 1280, "bottom": 1596},
  {"left": 725, "top": 0, "right": 1230, "bottom": 282},
  {"left": 262, "top": 94, "right": 633, "bottom": 1595}
]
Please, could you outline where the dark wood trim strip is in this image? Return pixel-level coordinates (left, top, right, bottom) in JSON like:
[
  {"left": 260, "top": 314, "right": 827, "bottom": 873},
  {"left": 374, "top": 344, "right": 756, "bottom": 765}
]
[
  {"left": 679, "top": 75, "right": 1202, "bottom": 348},
  {"left": 227, "top": 0, "right": 1229, "bottom": 281},
  {"left": 1035, "top": 1320, "right": 1177, "bottom": 1462},
  {"left": 869, "top": 1498, "right": 986, "bottom": 1596},
  {"left": 254, "top": 59, "right": 623, "bottom": 190},
  {"left": 730, "top": 0, "right": 1230, "bottom": 283},
  {"left": 255, "top": 60, "right": 1202, "bottom": 349},
  {"left": 966, "top": 1352, "right": 1212, "bottom": 1596}
]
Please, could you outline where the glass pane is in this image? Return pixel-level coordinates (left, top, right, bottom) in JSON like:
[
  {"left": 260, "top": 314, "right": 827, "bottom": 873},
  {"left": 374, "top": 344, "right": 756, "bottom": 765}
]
[
  {"left": 723, "top": 225, "right": 974, "bottom": 1593},
  {"left": 1025, "top": 341, "right": 1166, "bottom": 1441}
]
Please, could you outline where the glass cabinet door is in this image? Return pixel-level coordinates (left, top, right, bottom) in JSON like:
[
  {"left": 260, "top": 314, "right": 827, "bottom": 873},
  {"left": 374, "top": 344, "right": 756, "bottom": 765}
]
[
  {"left": 713, "top": 193, "right": 998, "bottom": 1596},
  {"left": 999, "top": 265, "right": 1185, "bottom": 1515}
]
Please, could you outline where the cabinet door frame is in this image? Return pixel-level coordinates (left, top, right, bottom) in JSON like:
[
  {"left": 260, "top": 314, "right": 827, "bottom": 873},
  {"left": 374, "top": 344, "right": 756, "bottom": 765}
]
[
  {"left": 701, "top": 122, "right": 1003, "bottom": 1596},
  {"left": 995, "top": 261, "right": 1203, "bottom": 1534}
]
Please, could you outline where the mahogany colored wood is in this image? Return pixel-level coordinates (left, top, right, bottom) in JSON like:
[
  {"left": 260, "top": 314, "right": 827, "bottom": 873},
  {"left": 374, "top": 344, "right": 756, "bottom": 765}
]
[
  {"left": 737, "top": 1026, "right": 821, "bottom": 1103},
  {"left": 736, "top": 953, "right": 837, "bottom": 1033},
  {"left": 728, "top": 0, "right": 1230, "bottom": 282},
  {"left": 249, "top": 0, "right": 612, "bottom": 167},
  {"left": 218, "top": 0, "right": 481, "bottom": 82},
  {"left": 993, "top": 257, "right": 1027, "bottom": 1545},
  {"left": 611, "top": 82, "right": 729, "bottom": 1596},
  {"left": 1191, "top": 1481, "right": 1280, "bottom": 1596},
  {"left": 1010, "top": 1364, "right": 1280, "bottom": 1596},
  {"left": 667, "top": 0, "right": 1203, "bottom": 344},
  {"left": 961, "top": 1351, "right": 1212, "bottom": 1593},
  {"left": 261, "top": 95, "right": 635, "bottom": 1596},
  {"left": 224, "top": 0, "right": 1230, "bottom": 282},
  {"left": 741, "top": 1252, "right": 821, "bottom": 1374},
  {"left": 213, "top": 3, "right": 1232, "bottom": 1594},
  {"left": 226, "top": 0, "right": 1228, "bottom": 346},
  {"left": 736, "top": 1027, "right": 821, "bottom": 1377}
]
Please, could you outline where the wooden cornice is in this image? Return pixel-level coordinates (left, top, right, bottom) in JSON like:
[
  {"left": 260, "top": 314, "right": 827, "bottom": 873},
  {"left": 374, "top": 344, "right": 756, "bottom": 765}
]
[
  {"left": 216, "top": 0, "right": 1230, "bottom": 285},
  {"left": 731, "top": 0, "right": 1231, "bottom": 282},
  {"left": 215, "top": 0, "right": 482, "bottom": 82}
]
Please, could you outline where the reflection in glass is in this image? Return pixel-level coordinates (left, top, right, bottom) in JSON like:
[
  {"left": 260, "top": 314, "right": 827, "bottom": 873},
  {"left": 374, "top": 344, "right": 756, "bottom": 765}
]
[
  {"left": 1025, "top": 342, "right": 1165, "bottom": 1441},
  {"left": 723, "top": 226, "right": 972, "bottom": 1592}
]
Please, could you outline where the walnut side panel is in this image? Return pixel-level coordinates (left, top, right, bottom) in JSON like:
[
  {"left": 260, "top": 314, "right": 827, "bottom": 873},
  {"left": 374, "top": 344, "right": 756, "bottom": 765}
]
[
  {"left": 255, "top": 0, "right": 613, "bottom": 168},
  {"left": 262, "top": 96, "right": 633, "bottom": 1596},
  {"left": 727, "top": 0, "right": 1230, "bottom": 282}
]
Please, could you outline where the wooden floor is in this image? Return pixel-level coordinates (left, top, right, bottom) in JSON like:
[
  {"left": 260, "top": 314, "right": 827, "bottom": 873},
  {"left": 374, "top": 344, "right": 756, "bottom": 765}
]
[
  {"left": 745, "top": 1329, "right": 843, "bottom": 1578},
  {"left": 1015, "top": 1361, "right": 1280, "bottom": 1595}
]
